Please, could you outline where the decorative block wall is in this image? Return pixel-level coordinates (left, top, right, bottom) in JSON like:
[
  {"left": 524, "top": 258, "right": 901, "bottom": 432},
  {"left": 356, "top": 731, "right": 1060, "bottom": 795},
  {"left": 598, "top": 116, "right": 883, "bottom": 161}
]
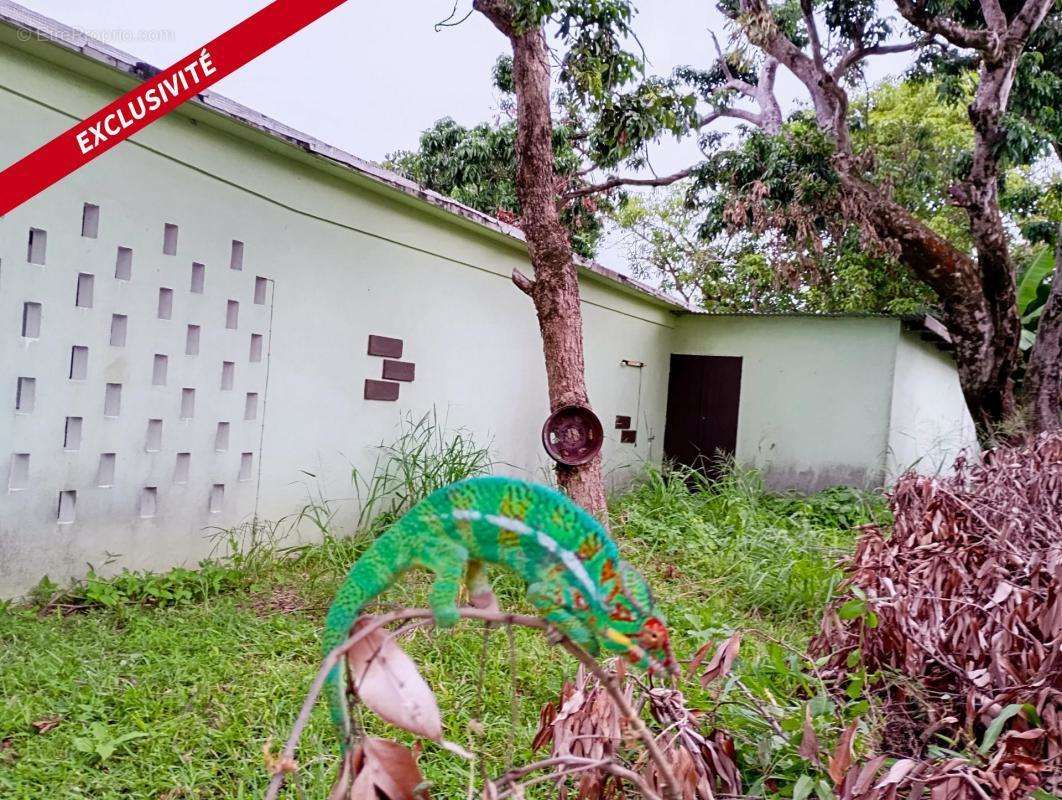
[{"left": 0, "top": 203, "right": 271, "bottom": 544}]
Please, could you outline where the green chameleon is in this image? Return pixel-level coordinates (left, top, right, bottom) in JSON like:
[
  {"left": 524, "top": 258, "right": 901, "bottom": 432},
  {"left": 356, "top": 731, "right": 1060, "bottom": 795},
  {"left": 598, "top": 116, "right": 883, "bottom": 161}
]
[{"left": 322, "top": 475, "right": 676, "bottom": 745}]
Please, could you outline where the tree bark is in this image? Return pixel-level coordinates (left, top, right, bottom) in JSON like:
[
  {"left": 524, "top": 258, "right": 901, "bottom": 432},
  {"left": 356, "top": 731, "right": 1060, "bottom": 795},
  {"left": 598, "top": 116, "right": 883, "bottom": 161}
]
[
  {"left": 473, "top": 0, "right": 609, "bottom": 519},
  {"left": 948, "top": 56, "right": 1024, "bottom": 421},
  {"left": 1026, "top": 237, "right": 1062, "bottom": 432},
  {"left": 835, "top": 166, "right": 1012, "bottom": 425}
]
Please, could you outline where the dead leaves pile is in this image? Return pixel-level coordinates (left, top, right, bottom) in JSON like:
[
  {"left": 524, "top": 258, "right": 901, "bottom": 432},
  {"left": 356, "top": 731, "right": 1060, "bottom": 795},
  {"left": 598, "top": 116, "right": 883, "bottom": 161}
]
[
  {"left": 531, "top": 661, "right": 741, "bottom": 799},
  {"left": 531, "top": 663, "right": 630, "bottom": 799},
  {"left": 811, "top": 432, "right": 1062, "bottom": 798}
]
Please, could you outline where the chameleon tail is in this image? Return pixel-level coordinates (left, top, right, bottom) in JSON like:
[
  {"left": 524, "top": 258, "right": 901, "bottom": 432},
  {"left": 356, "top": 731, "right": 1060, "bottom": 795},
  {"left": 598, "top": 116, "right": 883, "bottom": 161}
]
[{"left": 322, "top": 522, "right": 415, "bottom": 747}]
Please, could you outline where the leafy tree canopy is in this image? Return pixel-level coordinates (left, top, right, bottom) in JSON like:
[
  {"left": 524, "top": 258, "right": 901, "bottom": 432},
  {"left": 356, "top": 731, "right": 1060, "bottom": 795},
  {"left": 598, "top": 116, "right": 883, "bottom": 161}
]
[
  {"left": 618, "top": 76, "right": 1057, "bottom": 313},
  {"left": 385, "top": 111, "right": 605, "bottom": 258}
]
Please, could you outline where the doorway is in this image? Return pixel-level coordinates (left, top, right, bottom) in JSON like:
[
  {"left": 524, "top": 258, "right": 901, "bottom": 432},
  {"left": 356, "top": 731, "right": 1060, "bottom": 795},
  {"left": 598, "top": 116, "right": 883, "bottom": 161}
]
[{"left": 663, "top": 354, "right": 743, "bottom": 478}]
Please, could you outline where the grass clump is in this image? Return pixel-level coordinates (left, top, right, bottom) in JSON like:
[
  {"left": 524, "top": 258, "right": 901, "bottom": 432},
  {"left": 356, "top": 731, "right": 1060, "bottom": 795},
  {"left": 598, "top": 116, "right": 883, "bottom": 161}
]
[
  {"left": 0, "top": 463, "right": 884, "bottom": 799},
  {"left": 613, "top": 465, "right": 884, "bottom": 625}
]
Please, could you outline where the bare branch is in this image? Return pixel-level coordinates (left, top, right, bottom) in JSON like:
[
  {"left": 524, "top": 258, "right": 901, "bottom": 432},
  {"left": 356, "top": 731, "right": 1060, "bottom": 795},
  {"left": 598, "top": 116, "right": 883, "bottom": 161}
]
[
  {"left": 832, "top": 37, "right": 935, "bottom": 80},
  {"left": 562, "top": 167, "right": 695, "bottom": 201},
  {"left": 490, "top": 756, "right": 665, "bottom": 800},
  {"left": 703, "top": 106, "right": 765, "bottom": 127},
  {"left": 800, "top": 0, "right": 826, "bottom": 70},
  {"left": 710, "top": 31, "right": 759, "bottom": 100}
]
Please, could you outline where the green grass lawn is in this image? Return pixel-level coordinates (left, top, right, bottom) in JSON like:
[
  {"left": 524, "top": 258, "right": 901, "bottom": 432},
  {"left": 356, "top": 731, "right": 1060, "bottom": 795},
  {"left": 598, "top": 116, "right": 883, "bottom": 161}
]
[{"left": 0, "top": 469, "right": 884, "bottom": 799}]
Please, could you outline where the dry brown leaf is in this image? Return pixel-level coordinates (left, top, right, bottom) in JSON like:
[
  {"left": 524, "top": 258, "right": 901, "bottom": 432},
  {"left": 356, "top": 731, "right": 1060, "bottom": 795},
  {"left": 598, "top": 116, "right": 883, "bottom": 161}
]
[
  {"left": 874, "top": 758, "right": 917, "bottom": 788},
  {"left": 530, "top": 701, "right": 556, "bottom": 753},
  {"left": 699, "top": 633, "right": 741, "bottom": 688},
  {"left": 828, "top": 721, "right": 858, "bottom": 786},
  {"left": 798, "top": 705, "right": 820, "bottom": 766},
  {"left": 687, "top": 641, "right": 712, "bottom": 676},
  {"left": 343, "top": 737, "right": 427, "bottom": 800},
  {"left": 346, "top": 622, "right": 441, "bottom": 740},
  {"left": 31, "top": 716, "right": 60, "bottom": 734}
]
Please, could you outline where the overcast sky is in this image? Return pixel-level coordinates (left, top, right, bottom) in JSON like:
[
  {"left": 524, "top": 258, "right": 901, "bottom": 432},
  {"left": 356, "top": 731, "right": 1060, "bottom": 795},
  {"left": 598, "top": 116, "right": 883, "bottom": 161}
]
[{"left": 16, "top": 0, "right": 916, "bottom": 269}]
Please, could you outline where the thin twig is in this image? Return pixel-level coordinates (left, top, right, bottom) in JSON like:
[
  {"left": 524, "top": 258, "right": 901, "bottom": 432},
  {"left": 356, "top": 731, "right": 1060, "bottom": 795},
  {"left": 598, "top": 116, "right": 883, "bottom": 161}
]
[{"left": 264, "top": 607, "right": 682, "bottom": 800}]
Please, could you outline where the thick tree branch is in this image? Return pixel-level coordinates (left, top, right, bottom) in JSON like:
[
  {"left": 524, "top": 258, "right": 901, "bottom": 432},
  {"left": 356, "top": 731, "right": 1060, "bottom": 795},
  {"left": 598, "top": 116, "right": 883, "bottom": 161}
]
[
  {"left": 512, "top": 268, "right": 535, "bottom": 295},
  {"left": 562, "top": 167, "right": 695, "bottom": 201},
  {"left": 1026, "top": 233, "right": 1062, "bottom": 432},
  {"left": 892, "top": 0, "right": 994, "bottom": 50},
  {"left": 979, "top": 0, "right": 1009, "bottom": 36},
  {"left": 1004, "top": 0, "right": 1056, "bottom": 56},
  {"left": 832, "top": 37, "right": 935, "bottom": 80},
  {"left": 737, "top": 0, "right": 850, "bottom": 145},
  {"left": 702, "top": 106, "right": 765, "bottom": 127},
  {"left": 472, "top": 0, "right": 514, "bottom": 35}
]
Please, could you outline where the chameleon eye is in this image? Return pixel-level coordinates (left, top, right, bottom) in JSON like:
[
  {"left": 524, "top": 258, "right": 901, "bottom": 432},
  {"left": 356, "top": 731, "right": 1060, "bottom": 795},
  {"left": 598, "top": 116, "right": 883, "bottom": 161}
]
[
  {"left": 637, "top": 618, "right": 668, "bottom": 649},
  {"left": 638, "top": 628, "right": 661, "bottom": 648}
]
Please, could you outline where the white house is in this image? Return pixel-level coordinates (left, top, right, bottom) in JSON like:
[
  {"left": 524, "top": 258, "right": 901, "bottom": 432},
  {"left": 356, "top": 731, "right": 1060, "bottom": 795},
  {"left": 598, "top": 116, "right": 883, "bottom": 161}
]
[{"left": 0, "top": 3, "right": 977, "bottom": 595}]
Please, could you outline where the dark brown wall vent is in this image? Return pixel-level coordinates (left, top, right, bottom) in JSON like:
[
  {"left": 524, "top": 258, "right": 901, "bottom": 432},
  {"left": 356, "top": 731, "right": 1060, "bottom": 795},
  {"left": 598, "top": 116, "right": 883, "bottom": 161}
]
[
  {"left": 364, "top": 379, "right": 400, "bottom": 401},
  {"left": 382, "top": 360, "right": 415, "bottom": 382},
  {"left": 367, "top": 335, "right": 403, "bottom": 359}
]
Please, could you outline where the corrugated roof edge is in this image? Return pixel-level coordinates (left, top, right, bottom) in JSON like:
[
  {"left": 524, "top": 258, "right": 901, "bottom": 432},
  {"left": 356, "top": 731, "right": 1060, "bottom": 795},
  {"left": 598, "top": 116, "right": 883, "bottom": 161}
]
[{"left": 0, "top": 0, "right": 689, "bottom": 312}]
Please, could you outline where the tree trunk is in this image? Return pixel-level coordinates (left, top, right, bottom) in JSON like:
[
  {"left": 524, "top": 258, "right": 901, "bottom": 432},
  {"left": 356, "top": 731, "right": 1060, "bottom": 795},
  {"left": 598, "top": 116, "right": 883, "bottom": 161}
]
[
  {"left": 950, "top": 57, "right": 1024, "bottom": 422},
  {"left": 1026, "top": 237, "right": 1062, "bottom": 432},
  {"left": 474, "top": 0, "right": 609, "bottom": 519},
  {"left": 835, "top": 165, "right": 1013, "bottom": 427}
]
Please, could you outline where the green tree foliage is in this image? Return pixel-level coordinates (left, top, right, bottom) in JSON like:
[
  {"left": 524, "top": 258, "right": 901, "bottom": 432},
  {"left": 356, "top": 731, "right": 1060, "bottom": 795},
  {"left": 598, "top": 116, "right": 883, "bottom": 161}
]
[
  {"left": 386, "top": 114, "right": 605, "bottom": 258},
  {"left": 616, "top": 179, "right": 936, "bottom": 314},
  {"left": 616, "top": 76, "right": 1057, "bottom": 314},
  {"left": 854, "top": 79, "right": 975, "bottom": 250}
]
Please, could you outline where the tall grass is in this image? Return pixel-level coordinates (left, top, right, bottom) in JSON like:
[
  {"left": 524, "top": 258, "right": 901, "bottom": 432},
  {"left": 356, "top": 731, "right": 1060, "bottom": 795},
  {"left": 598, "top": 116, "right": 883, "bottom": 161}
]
[
  {"left": 291, "top": 409, "right": 494, "bottom": 578},
  {"left": 611, "top": 463, "right": 887, "bottom": 624},
  {"left": 351, "top": 408, "right": 494, "bottom": 530}
]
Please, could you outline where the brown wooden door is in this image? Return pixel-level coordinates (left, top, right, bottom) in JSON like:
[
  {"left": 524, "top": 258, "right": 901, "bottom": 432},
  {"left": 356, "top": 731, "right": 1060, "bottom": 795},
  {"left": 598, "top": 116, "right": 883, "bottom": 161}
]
[{"left": 663, "top": 355, "right": 742, "bottom": 477}]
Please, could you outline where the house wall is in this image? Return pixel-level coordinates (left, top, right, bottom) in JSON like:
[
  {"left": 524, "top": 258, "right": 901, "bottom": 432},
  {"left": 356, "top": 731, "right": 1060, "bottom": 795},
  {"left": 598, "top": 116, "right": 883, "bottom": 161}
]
[
  {"left": 670, "top": 316, "right": 900, "bottom": 491},
  {"left": 885, "top": 332, "right": 979, "bottom": 480},
  {"left": 0, "top": 38, "right": 674, "bottom": 595},
  {"left": 0, "top": 21, "right": 980, "bottom": 597}
]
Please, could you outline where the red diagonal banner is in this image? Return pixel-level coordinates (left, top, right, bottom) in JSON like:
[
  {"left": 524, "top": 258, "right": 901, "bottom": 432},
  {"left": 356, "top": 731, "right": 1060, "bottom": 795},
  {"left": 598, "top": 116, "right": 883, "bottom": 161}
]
[{"left": 0, "top": 0, "right": 349, "bottom": 216}]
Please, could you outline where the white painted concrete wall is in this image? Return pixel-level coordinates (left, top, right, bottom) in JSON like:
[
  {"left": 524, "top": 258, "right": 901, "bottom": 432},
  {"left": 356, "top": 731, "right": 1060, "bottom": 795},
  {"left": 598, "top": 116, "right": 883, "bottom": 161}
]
[
  {"left": 0, "top": 35, "right": 674, "bottom": 595},
  {"left": 885, "top": 333, "right": 980, "bottom": 480},
  {"left": 670, "top": 316, "right": 900, "bottom": 491}
]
